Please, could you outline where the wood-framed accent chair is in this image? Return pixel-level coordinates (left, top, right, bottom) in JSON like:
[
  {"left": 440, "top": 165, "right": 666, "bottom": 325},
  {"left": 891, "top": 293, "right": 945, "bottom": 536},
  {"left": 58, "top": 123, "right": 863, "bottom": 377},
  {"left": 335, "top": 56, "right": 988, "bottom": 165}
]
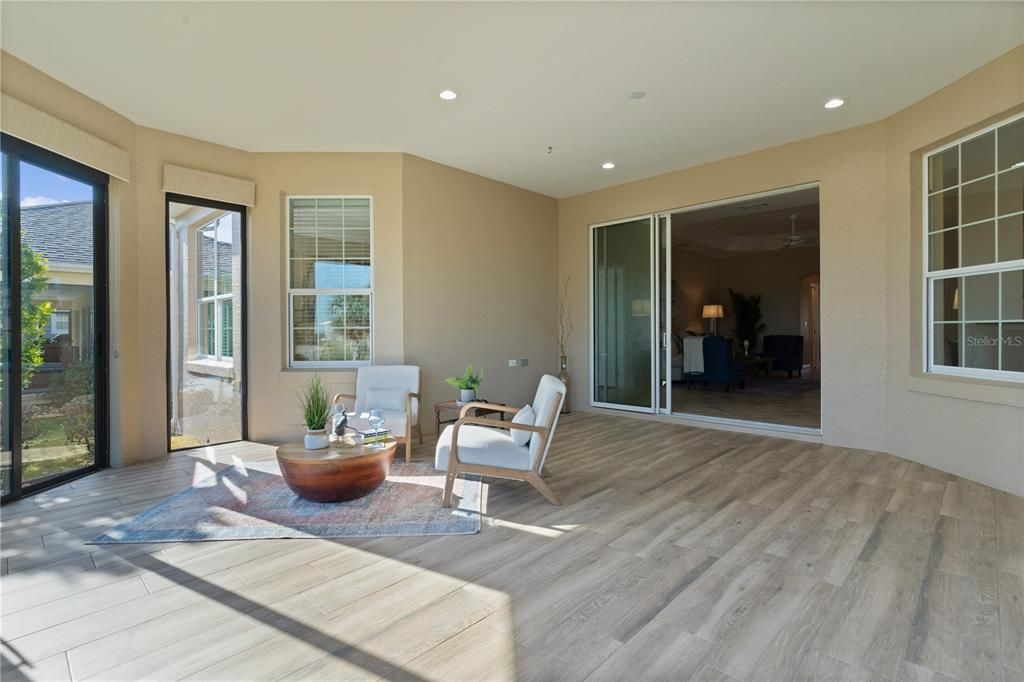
[
  {"left": 435, "top": 374, "right": 566, "bottom": 507},
  {"left": 332, "top": 365, "right": 423, "bottom": 463}
]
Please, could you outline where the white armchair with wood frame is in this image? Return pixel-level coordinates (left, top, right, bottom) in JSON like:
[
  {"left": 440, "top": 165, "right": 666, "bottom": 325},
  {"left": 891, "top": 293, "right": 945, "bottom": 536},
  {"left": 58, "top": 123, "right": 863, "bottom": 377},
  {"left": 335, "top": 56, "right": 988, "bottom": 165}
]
[
  {"left": 435, "top": 374, "right": 566, "bottom": 507},
  {"left": 332, "top": 365, "right": 423, "bottom": 463}
]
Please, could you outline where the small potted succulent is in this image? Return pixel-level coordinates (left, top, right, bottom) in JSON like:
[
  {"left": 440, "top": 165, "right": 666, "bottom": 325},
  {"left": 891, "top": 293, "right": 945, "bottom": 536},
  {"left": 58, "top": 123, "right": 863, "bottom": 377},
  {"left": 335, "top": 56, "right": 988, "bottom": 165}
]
[
  {"left": 446, "top": 364, "right": 483, "bottom": 406},
  {"left": 299, "top": 376, "right": 332, "bottom": 450}
]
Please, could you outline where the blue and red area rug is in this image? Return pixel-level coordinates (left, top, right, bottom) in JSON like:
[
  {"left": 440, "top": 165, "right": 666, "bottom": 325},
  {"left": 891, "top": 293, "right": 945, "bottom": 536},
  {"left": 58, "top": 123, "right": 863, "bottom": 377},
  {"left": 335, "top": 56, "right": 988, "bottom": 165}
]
[{"left": 92, "top": 461, "right": 482, "bottom": 543}]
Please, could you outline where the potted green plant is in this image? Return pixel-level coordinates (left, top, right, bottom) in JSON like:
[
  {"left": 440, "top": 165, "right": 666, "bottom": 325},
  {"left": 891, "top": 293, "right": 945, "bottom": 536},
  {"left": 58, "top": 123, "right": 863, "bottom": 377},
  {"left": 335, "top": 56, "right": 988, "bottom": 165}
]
[
  {"left": 299, "top": 376, "right": 332, "bottom": 449},
  {"left": 445, "top": 365, "right": 483, "bottom": 406}
]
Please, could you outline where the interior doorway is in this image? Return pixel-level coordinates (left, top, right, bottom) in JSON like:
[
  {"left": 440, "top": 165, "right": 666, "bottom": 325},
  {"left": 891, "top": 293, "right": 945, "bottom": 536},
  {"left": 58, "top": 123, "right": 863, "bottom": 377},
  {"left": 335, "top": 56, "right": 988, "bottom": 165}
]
[
  {"left": 801, "top": 272, "right": 821, "bottom": 370},
  {"left": 165, "top": 194, "right": 247, "bottom": 451}
]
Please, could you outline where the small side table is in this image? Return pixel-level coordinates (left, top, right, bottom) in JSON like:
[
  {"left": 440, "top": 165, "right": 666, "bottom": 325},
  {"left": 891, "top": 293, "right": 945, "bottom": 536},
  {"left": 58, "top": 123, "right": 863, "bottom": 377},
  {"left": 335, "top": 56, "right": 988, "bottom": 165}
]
[
  {"left": 434, "top": 399, "right": 506, "bottom": 434},
  {"left": 739, "top": 355, "right": 774, "bottom": 378}
]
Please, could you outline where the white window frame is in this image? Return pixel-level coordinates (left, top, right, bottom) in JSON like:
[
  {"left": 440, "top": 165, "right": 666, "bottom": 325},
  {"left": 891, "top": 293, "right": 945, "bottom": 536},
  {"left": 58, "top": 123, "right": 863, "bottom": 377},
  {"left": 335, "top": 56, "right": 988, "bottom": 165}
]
[
  {"left": 49, "top": 309, "right": 71, "bottom": 337},
  {"left": 923, "top": 111, "right": 1024, "bottom": 383},
  {"left": 286, "top": 195, "right": 374, "bottom": 368},
  {"left": 196, "top": 218, "right": 233, "bottom": 362}
]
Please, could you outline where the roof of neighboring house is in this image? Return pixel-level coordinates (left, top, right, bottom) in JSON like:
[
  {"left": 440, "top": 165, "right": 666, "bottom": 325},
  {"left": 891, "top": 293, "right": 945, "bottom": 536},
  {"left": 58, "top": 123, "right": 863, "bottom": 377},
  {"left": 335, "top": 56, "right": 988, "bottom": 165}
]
[{"left": 21, "top": 201, "right": 93, "bottom": 266}]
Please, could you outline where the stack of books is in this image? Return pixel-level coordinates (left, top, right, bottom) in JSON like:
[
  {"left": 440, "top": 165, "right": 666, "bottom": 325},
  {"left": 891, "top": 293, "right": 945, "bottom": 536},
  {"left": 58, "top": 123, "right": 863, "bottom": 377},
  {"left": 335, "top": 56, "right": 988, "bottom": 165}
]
[{"left": 359, "top": 429, "right": 392, "bottom": 445}]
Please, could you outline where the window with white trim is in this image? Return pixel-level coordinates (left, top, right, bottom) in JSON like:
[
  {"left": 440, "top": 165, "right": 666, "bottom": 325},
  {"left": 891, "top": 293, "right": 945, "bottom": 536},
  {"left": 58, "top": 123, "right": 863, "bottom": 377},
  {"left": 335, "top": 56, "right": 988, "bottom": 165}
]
[
  {"left": 49, "top": 310, "right": 71, "bottom": 337},
  {"left": 287, "top": 196, "right": 372, "bottom": 367},
  {"left": 197, "top": 215, "right": 234, "bottom": 361},
  {"left": 925, "top": 113, "right": 1024, "bottom": 381}
]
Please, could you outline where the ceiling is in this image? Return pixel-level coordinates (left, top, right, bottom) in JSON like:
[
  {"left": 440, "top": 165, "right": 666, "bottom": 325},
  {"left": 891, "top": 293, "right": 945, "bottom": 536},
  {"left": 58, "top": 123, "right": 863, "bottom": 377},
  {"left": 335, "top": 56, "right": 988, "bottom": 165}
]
[
  {"left": 672, "top": 187, "right": 820, "bottom": 228},
  {"left": 3, "top": 2, "right": 1022, "bottom": 198},
  {"left": 169, "top": 201, "right": 220, "bottom": 224},
  {"left": 672, "top": 187, "right": 819, "bottom": 255}
]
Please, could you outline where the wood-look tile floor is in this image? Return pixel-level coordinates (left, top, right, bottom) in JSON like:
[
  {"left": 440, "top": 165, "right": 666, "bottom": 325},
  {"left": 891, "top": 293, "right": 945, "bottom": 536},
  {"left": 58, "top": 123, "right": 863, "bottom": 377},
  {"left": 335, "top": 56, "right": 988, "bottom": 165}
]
[
  {"left": 2, "top": 413, "right": 1022, "bottom": 681},
  {"left": 671, "top": 376, "right": 821, "bottom": 428}
]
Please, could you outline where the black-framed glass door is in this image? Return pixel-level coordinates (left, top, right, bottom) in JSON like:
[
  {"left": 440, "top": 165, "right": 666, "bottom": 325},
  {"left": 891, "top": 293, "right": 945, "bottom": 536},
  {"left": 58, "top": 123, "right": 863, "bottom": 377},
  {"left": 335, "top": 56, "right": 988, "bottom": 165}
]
[
  {"left": 165, "top": 194, "right": 247, "bottom": 451},
  {"left": 1, "top": 134, "right": 109, "bottom": 502}
]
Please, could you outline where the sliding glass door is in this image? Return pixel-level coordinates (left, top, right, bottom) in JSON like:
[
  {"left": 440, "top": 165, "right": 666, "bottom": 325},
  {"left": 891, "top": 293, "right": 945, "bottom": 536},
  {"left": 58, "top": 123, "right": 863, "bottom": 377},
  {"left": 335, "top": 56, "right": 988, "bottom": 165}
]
[
  {"left": 657, "top": 214, "right": 672, "bottom": 414},
  {"left": 591, "top": 216, "right": 656, "bottom": 411},
  {"left": 1, "top": 149, "right": 9, "bottom": 496},
  {"left": 593, "top": 193, "right": 824, "bottom": 430},
  {"left": 1, "top": 135, "right": 109, "bottom": 501},
  {"left": 166, "top": 194, "right": 246, "bottom": 450}
]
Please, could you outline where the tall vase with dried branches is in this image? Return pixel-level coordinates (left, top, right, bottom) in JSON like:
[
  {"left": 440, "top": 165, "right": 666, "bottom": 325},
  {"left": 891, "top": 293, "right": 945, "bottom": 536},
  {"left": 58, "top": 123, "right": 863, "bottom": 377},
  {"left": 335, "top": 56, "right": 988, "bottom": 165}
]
[{"left": 553, "top": 277, "right": 575, "bottom": 413}]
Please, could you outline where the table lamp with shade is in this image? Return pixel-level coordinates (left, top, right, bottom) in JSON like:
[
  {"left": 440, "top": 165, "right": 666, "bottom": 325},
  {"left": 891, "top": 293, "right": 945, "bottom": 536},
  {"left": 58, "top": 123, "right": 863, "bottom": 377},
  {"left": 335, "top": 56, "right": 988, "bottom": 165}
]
[{"left": 703, "top": 304, "right": 724, "bottom": 334}]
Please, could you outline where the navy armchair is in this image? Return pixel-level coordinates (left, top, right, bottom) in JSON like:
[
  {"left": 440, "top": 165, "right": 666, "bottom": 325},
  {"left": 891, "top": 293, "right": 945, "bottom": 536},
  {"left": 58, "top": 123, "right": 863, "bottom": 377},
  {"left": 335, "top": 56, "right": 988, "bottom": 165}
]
[
  {"left": 685, "top": 336, "right": 746, "bottom": 391},
  {"left": 762, "top": 335, "right": 805, "bottom": 378}
]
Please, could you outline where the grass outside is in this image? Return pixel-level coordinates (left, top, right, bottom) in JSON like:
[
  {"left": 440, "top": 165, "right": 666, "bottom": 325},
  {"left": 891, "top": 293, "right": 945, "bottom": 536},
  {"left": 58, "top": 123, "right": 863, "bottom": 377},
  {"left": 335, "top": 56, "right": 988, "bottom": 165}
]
[
  {"left": 22, "top": 413, "right": 94, "bottom": 482},
  {"left": 23, "top": 415, "right": 67, "bottom": 449},
  {"left": 171, "top": 434, "right": 202, "bottom": 450},
  {"left": 23, "top": 452, "right": 93, "bottom": 482}
]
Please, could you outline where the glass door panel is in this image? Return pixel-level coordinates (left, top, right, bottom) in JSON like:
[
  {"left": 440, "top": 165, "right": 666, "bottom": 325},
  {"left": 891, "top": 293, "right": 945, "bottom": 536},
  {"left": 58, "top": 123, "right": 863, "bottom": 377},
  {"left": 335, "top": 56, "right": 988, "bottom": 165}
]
[
  {"left": 2, "top": 135, "right": 108, "bottom": 502},
  {"left": 1, "top": 153, "right": 10, "bottom": 497},
  {"left": 592, "top": 217, "right": 654, "bottom": 411},
  {"left": 19, "top": 161, "right": 99, "bottom": 486},
  {"left": 657, "top": 214, "right": 672, "bottom": 414},
  {"left": 167, "top": 196, "right": 246, "bottom": 450}
]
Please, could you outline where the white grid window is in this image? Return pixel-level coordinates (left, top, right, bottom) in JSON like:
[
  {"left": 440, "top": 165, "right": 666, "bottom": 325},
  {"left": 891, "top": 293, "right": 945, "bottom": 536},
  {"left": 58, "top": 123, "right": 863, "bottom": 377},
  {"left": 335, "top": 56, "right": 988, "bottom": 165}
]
[
  {"left": 49, "top": 310, "right": 70, "bottom": 337},
  {"left": 925, "top": 113, "right": 1024, "bottom": 381},
  {"left": 287, "top": 196, "right": 373, "bottom": 367},
  {"left": 197, "top": 215, "right": 234, "bottom": 361}
]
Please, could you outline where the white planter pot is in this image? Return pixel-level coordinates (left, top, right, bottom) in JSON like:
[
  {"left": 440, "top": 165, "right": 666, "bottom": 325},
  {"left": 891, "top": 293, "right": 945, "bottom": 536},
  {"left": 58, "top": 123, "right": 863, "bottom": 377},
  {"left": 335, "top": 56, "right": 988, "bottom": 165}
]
[
  {"left": 304, "top": 429, "right": 329, "bottom": 450},
  {"left": 457, "top": 389, "right": 476, "bottom": 406}
]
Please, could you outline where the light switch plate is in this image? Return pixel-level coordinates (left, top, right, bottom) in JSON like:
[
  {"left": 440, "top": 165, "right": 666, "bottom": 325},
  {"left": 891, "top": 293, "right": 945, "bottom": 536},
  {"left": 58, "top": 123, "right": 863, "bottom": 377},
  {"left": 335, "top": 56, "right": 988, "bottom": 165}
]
[
  {"left": 520, "top": 359, "right": 529, "bottom": 366},
  {"left": 508, "top": 359, "right": 517, "bottom": 367}
]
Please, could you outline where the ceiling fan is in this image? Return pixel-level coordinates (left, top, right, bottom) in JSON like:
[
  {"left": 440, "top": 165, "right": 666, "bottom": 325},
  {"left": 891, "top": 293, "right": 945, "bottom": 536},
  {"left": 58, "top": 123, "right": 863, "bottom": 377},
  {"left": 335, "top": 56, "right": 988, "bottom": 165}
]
[{"left": 781, "top": 213, "right": 807, "bottom": 249}]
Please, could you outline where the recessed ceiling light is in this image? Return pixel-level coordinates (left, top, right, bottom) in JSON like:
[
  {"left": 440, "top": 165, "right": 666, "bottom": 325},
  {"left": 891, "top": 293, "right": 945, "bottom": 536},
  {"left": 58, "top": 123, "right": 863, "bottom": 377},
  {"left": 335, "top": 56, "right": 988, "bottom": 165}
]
[
  {"left": 602, "top": 162, "right": 616, "bottom": 170},
  {"left": 439, "top": 90, "right": 458, "bottom": 101},
  {"left": 824, "top": 98, "right": 845, "bottom": 109}
]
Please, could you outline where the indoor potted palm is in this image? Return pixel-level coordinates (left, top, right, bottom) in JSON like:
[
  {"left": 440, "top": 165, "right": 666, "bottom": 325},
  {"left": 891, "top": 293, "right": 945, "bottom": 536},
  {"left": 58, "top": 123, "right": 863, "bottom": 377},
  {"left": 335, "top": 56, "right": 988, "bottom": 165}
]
[
  {"left": 299, "top": 376, "right": 332, "bottom": 449},
  {"left": 728, "top": 288, "right": 766, "bottom": 352},
  {"left": 446, "top": 365, "right": 483, "bottom": 406}
]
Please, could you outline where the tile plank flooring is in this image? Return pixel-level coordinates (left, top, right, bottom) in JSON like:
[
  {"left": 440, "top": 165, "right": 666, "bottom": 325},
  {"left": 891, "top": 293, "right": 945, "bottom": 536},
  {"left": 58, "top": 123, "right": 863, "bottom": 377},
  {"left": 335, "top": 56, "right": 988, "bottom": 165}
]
[
  {"left": 2, "top": 412, "right": 1022, "bottom": 681},
  {"left": 671, "top": 376, "right": 821, "bottom": 429}
]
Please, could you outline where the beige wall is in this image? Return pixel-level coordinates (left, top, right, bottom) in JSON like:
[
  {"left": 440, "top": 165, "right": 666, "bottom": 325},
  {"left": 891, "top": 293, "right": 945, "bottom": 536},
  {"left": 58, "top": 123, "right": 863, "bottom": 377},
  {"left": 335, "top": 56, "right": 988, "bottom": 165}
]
[
  {"left": 402, "top": 155, "right": 560, "bottom": 430},
  {"left": 559, "top": 46, "right": 1024, "bottom": 494},
  {"left": 1, "top": 51, "right": 558, "bottom": 462},
  {"left": 884, "top": 48, "right": 1024, "bottom": 495},
  {"left": 132, "top": 126, "right": 254, "bottom": 457},
  {"left": 560, "top": 122, "right": 889, "bottom": 452},
  {"left": 1, "top": 52, "right": 140, "bottom": 465},
  {"left": 246, "top": 152, "right": 406, "bottom": 444},
  {"left": 3, "top": 45, "right": 1022, "bottom": 493},
  {"left": 103, "top": 135, "right": 413, "bottom": 454}
]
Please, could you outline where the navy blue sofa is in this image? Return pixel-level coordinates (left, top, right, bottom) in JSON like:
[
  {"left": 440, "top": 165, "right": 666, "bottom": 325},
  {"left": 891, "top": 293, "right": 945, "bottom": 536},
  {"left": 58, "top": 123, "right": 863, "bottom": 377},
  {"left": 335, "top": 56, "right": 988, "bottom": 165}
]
[
  {"left": 685, "top": 336, "right": 746, "bottom": 391},
  {"left": 762, "top": 335, "right": 805, "bottom": 378}
]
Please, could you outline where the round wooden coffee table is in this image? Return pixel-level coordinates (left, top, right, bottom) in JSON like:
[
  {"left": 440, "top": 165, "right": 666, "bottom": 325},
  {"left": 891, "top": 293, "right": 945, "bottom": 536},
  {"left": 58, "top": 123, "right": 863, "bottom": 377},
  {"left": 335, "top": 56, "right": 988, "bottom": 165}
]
[{"left": 275, "top": 437, "right": 397, "bottom": 502}]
